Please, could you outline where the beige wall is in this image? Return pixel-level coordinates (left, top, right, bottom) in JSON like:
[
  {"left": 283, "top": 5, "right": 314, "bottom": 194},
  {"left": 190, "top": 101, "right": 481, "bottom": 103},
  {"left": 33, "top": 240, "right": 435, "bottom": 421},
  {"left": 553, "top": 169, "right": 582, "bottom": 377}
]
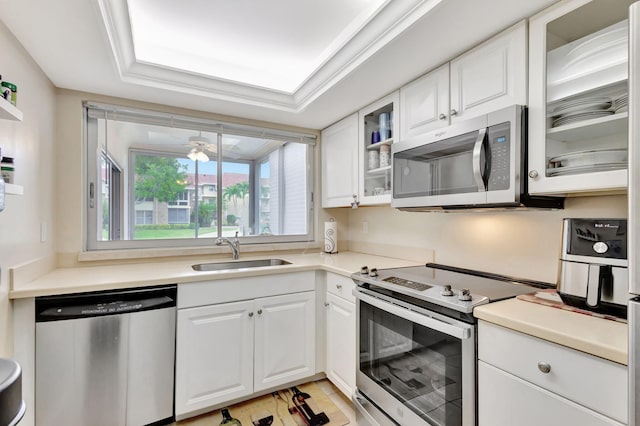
[
  {"left": 0, "top": 22, "right": 56, "bottom": 356},
  {"left": 343, "top": 195, "right": 627, "bottom": 283}
]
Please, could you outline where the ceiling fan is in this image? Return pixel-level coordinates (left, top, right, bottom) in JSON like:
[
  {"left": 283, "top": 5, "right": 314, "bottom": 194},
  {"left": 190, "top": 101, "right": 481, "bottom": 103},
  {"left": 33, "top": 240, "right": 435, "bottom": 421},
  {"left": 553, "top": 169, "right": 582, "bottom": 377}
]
[{"left": 186, "top": 133, "right": 216, "bottom": 162}]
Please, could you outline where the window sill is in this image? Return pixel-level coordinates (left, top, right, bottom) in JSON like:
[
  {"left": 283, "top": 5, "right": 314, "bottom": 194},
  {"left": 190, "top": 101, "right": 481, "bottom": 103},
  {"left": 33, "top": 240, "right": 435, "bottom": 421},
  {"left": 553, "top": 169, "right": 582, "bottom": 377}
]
[{"left": 76, "top": 241, "right": 323, "bottom": 264}]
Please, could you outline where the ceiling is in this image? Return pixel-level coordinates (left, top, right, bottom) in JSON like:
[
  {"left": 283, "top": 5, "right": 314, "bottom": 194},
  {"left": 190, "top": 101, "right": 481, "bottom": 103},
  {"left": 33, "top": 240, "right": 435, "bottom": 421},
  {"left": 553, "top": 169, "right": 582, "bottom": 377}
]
[{"left": 0, "top": 0, "right": 559, "bottom": 130}]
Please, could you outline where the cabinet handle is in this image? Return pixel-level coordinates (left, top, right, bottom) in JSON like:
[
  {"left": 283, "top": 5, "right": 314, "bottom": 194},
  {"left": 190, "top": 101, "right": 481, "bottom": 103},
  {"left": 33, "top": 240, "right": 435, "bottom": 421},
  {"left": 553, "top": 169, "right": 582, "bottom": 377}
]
[
  {"left": 248, "top": 312, "right": 254, "bottom": 317},
  {"left": 450, "top": 109, "right": 458, "bottom": 117},
  {"left": 257, "top": 309, "right": 263, "bottom": 315},
  {"left": 529, "top": 170, "right": 539, "bottom": 179},
  {"left": 336, "top": 284, "right": 343, "bottom": 290},
  {"left": 324, "top": 302, "right": 330, "bottom": 307},
  {"left": 439, "top": 113, "right": 447, "bottom": 120},
  {"left": 537, "top": 361, "right": 551, "bottom": 374}
]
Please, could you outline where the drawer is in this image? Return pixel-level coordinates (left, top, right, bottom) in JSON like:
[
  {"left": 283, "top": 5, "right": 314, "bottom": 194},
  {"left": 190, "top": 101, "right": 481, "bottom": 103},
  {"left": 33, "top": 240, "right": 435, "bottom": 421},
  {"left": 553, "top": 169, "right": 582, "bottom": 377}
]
[
  {"left": 326, "top": 272, "right": 355, "bottom": 302},
  {"left": 478, "top": 321, "right": 627, "bottom": 424},
  {"left": 478, "top": 361, "right": 624, "bottom": 426}
]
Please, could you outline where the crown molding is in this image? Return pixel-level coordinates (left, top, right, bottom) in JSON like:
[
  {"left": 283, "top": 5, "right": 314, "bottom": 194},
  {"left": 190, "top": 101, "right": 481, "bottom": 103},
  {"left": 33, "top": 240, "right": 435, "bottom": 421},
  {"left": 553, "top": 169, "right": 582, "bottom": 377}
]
[{"left": 97, "top": 0, "right": 443, "bottom": 112}]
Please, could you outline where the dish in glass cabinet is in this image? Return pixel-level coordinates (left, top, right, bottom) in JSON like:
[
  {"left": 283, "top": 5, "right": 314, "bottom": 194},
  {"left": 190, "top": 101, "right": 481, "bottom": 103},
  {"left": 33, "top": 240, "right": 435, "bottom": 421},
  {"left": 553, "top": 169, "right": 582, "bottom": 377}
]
[
  {"left": 552, "top": 110, "right": 614, "bottom": 127},
  {"left": 546, "top": 162, "right": 626, "bottom": 177},
  {"left": 549, "top": 148, "right": 627, "bottom": 168},
  {"left": 550, "top": 96, "right": 612, "bottom": 117}
]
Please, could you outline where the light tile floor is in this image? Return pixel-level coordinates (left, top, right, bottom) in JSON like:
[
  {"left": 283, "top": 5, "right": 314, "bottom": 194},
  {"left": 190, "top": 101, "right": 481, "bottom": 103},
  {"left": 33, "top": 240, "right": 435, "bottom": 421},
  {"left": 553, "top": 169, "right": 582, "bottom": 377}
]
[{"left": 173, "top": 379, "right": 358, "bottom": 425}]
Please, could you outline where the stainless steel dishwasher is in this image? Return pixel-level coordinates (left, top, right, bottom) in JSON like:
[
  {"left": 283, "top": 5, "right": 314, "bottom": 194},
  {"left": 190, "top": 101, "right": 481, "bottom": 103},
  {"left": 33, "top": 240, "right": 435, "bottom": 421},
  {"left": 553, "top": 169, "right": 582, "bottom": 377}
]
[{"left": 35, "top": 285, "right": 177, "bottom": 426}]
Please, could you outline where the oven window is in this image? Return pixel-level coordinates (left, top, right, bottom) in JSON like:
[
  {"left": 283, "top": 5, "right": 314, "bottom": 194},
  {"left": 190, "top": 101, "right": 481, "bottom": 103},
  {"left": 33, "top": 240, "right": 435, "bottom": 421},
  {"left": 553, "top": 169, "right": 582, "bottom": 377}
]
[{"left": 359, "top": 300, "right": 463, "bottom": 425}]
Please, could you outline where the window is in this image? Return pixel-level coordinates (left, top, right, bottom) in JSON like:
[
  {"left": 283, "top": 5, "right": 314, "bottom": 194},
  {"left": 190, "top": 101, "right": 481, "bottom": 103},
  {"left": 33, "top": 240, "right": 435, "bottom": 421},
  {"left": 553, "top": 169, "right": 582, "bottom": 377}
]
[{"left": 85, "top": 102, "right": 315, "bottom": 250}]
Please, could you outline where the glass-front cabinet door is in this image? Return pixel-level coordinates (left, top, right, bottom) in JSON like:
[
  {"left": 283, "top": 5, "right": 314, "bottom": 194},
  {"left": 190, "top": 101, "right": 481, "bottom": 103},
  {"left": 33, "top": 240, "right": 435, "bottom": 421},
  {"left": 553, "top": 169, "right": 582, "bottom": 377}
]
[
  {"left": 358, "top": 91, "right": 399, "bottom": 205},
  {"left": 528, "top": 0, "right": 635, "bottom": 195}
]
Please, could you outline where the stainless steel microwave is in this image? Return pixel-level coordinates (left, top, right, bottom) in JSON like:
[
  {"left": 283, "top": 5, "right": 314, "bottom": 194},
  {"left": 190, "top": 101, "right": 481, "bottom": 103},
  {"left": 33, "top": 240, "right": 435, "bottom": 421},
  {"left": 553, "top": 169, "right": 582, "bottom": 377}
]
[{"left": 391, "top": 105, "right": 563, "bottom": 210}]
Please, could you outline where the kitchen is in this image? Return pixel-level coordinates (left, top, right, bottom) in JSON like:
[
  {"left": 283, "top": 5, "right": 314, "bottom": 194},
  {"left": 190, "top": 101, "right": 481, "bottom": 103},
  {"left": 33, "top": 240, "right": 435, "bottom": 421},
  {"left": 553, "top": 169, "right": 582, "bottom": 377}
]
[{"left": 0, "top": 0, "right": 636, "bottom": 425}]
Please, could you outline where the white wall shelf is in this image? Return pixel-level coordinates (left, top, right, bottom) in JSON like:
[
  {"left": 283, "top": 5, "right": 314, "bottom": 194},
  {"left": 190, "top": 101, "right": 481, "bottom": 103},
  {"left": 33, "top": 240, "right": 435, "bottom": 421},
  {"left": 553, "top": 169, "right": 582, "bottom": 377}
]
[
  {"left": 6, "top": 183, "right": 23, "bottom": 195},
  {"left": 0, "top": 100, "right": 23, "bottom": 121}
]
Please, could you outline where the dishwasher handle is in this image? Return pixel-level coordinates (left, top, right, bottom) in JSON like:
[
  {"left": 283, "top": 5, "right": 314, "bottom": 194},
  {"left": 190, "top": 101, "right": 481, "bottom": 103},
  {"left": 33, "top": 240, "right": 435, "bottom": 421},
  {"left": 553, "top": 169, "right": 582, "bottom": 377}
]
[{"left": 36, "top": 285, "right": 177, "bottom": 322}]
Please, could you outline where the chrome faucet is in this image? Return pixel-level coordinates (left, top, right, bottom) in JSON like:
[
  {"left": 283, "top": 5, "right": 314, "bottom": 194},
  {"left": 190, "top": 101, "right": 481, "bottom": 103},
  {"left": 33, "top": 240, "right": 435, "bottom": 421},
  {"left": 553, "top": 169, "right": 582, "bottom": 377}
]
[{"left": 215, "top": 231, "right": 240, "bottom": 260}]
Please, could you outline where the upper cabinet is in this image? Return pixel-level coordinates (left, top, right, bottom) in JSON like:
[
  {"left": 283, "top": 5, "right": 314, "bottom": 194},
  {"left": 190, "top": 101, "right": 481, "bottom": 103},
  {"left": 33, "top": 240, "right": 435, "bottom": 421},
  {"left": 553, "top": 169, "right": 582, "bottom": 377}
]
[
  {"left": 321, "top": 113, "right": 359, "bottom": 208},
  {"left": 321, "top": 92, "right": 398, "bottom": 208},
  {"left": 400, "top": 21, "right": 527, "bottom": 140},
  {"left": 528, "top": 0, "right": 634, "bottom": 195},
  {"left": 358, "top": 92, "right": 398, "bottom": 205}
]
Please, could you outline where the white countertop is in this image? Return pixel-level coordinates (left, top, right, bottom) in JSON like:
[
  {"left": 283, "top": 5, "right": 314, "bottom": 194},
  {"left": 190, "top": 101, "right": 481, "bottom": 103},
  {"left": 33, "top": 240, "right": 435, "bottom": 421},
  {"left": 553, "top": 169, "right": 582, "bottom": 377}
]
[
  {"left": 9, "top": 251, "right": 420, "bottom": 299},
  {"left": 474, "top": 298, "right": 628, "bottom": 365}
]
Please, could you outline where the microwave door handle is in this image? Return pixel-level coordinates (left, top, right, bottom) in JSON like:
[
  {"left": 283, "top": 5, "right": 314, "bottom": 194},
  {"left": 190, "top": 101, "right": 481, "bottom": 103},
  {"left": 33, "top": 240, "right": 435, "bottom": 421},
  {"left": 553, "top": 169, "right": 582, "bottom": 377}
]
[{"left": 472, "top": 128, "right": 488, "bottom": 191}]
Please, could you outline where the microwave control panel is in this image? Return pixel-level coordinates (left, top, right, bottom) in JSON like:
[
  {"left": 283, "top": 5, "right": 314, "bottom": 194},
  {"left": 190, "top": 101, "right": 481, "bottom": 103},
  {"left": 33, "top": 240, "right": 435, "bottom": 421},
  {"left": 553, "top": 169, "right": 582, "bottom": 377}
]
[{"left": 487, "top": 122, "right": 510, "bottom": 190}]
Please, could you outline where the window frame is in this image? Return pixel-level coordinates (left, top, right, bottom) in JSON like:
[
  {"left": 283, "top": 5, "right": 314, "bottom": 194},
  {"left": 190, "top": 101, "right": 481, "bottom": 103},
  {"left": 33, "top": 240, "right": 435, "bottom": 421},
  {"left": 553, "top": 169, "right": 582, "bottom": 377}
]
[{"left": 84, "top": 102, "right": 316, "bottom": 251}]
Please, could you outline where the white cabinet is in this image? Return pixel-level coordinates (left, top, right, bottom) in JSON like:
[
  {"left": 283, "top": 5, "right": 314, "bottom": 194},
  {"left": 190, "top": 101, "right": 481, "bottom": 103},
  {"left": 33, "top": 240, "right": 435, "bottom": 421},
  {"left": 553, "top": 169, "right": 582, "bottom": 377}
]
[
  {"left": 321, "top": 113, "right": 359, "bottom": 208},
  {"left": 175, "top": 300, "right": 254, "bottom": 415},
  {"left": 399, "top": 64, "right": 450, "bottom": 138},
  {"left": 449, "top": 20, "right": 527, "bottom": 122},
  {"left": 175, "top": 272, "right": 317, "bottom": 419},
  {"left": 325, "top": 273, "right": 356, "bottom": 398},
  {"left": 479, "top": 361, "right": 624, "bottom": 426},
  {"left": 478, "top": 321, "right": 627, "bottom": 425},
  {"left": 254, "top": 292, "right": 317, "bottom": 392},
  {"left": 358, "top": 92, "right": 398, "bottom": 205},
  {"left": 399, "top": 21, "right": 527, "bottom": 139},
  {"left": 528, "top": 0, "right": 633, "bottom": 195},
  {"left": 321, "top": 93, "right": 398, "bottom": 207}
]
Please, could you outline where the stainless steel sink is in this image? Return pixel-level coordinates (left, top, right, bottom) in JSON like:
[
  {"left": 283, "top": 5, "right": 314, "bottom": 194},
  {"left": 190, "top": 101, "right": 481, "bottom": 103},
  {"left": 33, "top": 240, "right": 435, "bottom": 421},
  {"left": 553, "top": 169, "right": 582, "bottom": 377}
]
[
  {"left": 0, "top": 358, "right": 25, "bottom": 426},
  {"left": 192, "top": 258, "right": 292, "bottom": 272}
]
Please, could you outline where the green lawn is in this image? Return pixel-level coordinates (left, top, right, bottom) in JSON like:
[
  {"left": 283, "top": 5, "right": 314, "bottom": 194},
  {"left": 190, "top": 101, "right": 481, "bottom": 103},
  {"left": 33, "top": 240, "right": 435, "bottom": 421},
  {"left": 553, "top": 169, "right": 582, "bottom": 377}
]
[{"left": 133, "top": 226, "right": 239, "bottom": 239}]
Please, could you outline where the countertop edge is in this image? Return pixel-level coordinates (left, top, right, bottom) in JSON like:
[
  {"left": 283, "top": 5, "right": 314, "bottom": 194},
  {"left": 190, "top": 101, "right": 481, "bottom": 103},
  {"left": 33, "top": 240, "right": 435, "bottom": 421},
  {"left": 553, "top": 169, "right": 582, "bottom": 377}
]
[{"left": 474, "top": 299, "right": 628, "bottom": 365}]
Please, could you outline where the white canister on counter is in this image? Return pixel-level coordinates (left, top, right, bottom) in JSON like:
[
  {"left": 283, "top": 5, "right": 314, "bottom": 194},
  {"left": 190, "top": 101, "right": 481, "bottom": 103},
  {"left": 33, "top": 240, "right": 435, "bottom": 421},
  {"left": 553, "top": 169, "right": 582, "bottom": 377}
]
[
  {"left": 379, "top": 144, "right": 391, "bottom": 167},
  {"left": 368, "top": 150, "right": 380, "bottom": 170}
]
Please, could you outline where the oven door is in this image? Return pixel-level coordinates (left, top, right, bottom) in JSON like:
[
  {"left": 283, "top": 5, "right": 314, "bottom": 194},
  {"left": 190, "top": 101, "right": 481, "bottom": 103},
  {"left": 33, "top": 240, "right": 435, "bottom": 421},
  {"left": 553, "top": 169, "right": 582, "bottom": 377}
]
[{"left": 354, "top": 288, "right": 475, "bottom": 426}]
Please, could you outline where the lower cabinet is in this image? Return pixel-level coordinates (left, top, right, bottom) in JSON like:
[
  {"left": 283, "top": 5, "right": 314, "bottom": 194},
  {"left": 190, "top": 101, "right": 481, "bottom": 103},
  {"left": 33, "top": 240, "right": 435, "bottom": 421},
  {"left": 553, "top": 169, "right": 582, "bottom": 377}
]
[
  {"left": 325, "top": 272, "right": 356, "bottom": 398},
  {"left": 478, "top": 321, "right": 627, "bottom": 426},
  {"left": 175, "top": 291, "right": 316, "bottom": 418}
]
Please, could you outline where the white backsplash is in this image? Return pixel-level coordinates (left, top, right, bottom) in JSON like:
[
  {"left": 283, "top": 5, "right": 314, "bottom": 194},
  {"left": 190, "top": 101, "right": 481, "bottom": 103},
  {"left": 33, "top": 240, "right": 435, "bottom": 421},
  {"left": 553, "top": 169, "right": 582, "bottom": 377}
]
[{"left": 345, "top": 195, "right": 627, "bottom": 284}]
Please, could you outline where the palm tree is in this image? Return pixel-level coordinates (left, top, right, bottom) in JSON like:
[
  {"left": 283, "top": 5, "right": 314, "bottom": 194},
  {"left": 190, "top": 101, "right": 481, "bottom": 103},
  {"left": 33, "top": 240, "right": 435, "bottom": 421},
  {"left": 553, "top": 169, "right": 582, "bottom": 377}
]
[{"left": 223, "top": 183, "right": 243, "bottom": 208}]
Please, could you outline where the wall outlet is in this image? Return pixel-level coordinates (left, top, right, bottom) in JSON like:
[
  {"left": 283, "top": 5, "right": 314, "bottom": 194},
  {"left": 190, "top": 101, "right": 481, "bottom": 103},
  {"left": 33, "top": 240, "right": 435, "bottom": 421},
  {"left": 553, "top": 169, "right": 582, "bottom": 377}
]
[{"left": 362, "top": 221, "right": 369, "bottom": 234}]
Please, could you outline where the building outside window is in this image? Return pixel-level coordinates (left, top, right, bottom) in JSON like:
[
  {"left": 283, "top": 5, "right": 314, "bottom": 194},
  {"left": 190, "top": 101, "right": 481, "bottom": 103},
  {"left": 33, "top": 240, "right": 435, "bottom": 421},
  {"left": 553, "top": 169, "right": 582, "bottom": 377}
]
[{"left": 85, "top": 102, "right": 315, "bottom": 250}]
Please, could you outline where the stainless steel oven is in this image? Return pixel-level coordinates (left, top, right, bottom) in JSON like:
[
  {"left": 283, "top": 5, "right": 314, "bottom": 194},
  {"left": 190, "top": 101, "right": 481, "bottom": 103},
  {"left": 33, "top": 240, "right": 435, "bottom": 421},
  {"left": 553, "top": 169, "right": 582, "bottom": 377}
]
[
  {"left": 351, "top": 264, "right": 554, "bottom": 426},
  {"left": 355, "top": 287, "right": 475, "bottom": 425}
]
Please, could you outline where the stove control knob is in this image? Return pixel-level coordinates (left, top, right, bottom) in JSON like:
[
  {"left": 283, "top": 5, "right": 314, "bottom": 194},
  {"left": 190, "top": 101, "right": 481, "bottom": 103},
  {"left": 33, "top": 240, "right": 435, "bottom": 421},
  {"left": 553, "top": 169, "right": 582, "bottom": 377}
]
[
  {"left": 441, "top": 285, "right": 454, "bottom": 297},
  {"left": 458, "top": 288, "right": 472, "bottom": 301},
  {"left": 369, "top": 268, "right": 379, "bottom": 278},
  {"left": 360, "top": 266, "right": 369, "bottom": 275}
]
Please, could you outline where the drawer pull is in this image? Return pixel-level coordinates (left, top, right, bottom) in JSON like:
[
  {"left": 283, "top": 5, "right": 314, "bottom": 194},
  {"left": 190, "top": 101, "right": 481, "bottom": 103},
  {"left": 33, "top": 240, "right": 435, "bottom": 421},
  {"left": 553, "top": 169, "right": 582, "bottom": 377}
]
[
  {"left": 336, "top": 284, "right": 343, "bottom": 290},
  {"left": 537, "top": 361, "right": 551, "bottom": 374}
]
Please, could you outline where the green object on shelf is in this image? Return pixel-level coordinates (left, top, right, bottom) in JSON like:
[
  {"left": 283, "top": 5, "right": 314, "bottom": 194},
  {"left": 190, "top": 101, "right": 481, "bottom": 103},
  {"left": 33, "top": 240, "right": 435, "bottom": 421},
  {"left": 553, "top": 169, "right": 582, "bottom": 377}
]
[{"left": 1, "top": 82, "right": 17, "bottom": 106}]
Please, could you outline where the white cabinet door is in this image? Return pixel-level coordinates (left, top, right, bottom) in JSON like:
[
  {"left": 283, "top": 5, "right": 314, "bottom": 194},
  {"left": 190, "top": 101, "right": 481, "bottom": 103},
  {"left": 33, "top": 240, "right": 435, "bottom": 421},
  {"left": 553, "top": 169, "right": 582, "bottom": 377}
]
[
  {"left": 321, "top": 113, "right": 359, "bottom": 208},
  {"left": 325, "top": 292, "right": 356, "bottom": 398},
  {"left": 527, "top": 0, "right": 629, "bottom": 196},
  {"left": 450, "top": 20, "right": 527, "bottom": 123},
  {"left": 399, "top": 64, "right": 450, "bottom": 139},
  {"left": 175, "top": 300, "right": 254, "bottom": 417},
  {"left": 254, "top": 291, "right": 316, "bottom": 392},
  {"left": 478, "top": 361, "right": 624, "bottom": 426},
  {"left": 357, "top": 91, "right": 398, "bottom": 205}
]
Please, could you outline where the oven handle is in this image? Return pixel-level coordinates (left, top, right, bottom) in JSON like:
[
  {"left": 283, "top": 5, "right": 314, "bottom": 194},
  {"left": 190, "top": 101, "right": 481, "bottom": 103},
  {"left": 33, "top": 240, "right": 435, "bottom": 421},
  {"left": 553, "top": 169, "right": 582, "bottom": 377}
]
[
  {"left": 472, "top": 127, "right": 488, "bottom": 192},
  {"left": 354, "top": 290, "right": 471, "bottom": 340}
]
